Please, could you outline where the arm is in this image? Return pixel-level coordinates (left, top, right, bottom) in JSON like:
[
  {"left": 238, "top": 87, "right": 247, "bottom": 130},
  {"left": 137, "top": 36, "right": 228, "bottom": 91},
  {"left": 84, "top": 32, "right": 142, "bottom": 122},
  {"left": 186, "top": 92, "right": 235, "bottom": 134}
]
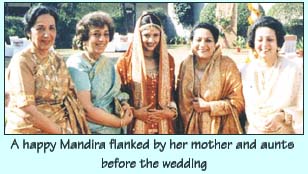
[
  {"left": 193, "top": 59, "right": 244, "bottom": 116},
  {"left": 22, "top": 105, "right": 63, "bottom": 134},
  {"left": 76, "top": 91, "right": 131, "bottom": 128},
  {"left": 8, "top": 54, "right": 65, "bottom": 134}
]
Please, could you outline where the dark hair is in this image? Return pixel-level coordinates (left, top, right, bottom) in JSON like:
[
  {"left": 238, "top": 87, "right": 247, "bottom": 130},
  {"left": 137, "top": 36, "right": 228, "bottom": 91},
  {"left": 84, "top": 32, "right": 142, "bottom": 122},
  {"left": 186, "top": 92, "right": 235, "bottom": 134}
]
[
  {"left": 190, "top": 22, "right": 219, "bottom": 43},
  {"left": 73, "top": 11, "right": 114, "bottom": 50},
  {"left": 23, "top": 5, "right": 58, "bottom": 39},
  {"left": 138, "top": 12, "right": 162, "bottom": 55},
  {"left": 139, "top": 12, "right": 162, "bottom": 27},
  {"left": 248, "top": 16, "right": 286, "bottom": 49}
]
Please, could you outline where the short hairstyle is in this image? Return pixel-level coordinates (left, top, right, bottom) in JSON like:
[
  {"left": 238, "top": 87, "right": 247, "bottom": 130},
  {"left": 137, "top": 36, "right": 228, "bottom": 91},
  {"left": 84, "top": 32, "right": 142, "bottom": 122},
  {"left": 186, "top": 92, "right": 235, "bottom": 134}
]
[
  {"left": 248, "top": 16, "right": 286, "bottom": 49},
  {"left": 23, "top": 5, "right": 58, "bottom": 39},
  {"left": 73, "top": 11, "right": 115, "bottom": 50},
  {"left": 190, "top": 22, "right": 219, "bottom": 43}
]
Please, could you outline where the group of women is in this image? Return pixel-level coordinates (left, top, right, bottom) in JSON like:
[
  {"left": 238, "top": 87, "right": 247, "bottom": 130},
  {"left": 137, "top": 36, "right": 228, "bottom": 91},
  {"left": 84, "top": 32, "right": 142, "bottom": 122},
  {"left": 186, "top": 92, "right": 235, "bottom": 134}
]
[{"left": 5, "top": 5, "right": 302, "bottom": 134}]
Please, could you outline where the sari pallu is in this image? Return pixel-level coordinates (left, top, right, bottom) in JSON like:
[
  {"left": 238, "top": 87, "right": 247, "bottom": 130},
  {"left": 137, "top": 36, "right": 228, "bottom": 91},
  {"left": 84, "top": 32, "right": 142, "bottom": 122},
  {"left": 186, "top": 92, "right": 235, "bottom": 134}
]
[{"left": 177, "top": 46, "right": 244, "bottom": 134}]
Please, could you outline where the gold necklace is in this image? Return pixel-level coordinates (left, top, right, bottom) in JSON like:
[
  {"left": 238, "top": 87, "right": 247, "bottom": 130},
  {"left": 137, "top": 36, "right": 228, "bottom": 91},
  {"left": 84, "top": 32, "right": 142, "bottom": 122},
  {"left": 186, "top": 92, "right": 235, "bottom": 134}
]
[{"left": 31, "top": 51, "right": 60, "bottom": 101}]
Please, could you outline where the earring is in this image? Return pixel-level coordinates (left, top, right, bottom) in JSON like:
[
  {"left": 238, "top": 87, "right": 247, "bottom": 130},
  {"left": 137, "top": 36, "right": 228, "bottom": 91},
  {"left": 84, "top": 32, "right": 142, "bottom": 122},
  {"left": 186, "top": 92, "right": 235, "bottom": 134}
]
[{"left": 252, "top": 49, "right": 258, "bottom": 59}]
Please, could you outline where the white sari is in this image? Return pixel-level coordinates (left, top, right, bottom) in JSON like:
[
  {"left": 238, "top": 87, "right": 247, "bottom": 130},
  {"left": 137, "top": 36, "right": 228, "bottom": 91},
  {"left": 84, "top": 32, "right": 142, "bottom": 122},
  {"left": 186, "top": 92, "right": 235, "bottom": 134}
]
[{"left": 241, "top": 55, "right": 303, "bottom": 134}]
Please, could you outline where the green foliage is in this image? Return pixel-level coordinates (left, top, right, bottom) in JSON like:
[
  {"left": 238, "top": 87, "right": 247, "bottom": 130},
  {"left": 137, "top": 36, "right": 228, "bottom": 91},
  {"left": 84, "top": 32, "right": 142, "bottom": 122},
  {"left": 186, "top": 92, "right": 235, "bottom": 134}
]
[
  {"left": 237, "top": 3, "right": 250, "bottom": 37},
  {"left": 169, "top": 36, "right": 187, "bottom": 45},
  {"left": 267, "top": 3, "right": 303, "bottom": 25},
  {"left": 199, "top": 3, "right": 265, "bottom": 38},
  {"left": 173, "top": 3, "right": 193, "bottom": 27},
  {"left": 268, "top": 3, "right": 303, "bottom": 39},
  {"left": 38, "top": 3, "right": 126, "bottom": 48},
  {"left": 4, "top": 16, "right": 25, "bottom": 44},
  {"left": 199, "top": 3, "right": 216, "bottom": 24},
  {"left": 216, "top": 16, "right": 231, "bottom": 30},
  {"left": 237, "top": 3, "right": 265, "bottom": 38},
  {"left": 297, "top": 37, "right": 303, "bottom": 50},
  {"left": 110, "top": 5, "right": 127, "bottom": 35},
  {"left": 232, "top": 36, "right": 246, "bottom": 48}
]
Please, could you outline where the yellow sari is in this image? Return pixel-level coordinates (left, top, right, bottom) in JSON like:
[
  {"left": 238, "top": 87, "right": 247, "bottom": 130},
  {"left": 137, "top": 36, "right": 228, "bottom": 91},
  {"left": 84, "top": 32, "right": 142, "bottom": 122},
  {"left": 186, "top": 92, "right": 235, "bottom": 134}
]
[{"left": 6, "top": 48, "right": 90, "bottom": 134}]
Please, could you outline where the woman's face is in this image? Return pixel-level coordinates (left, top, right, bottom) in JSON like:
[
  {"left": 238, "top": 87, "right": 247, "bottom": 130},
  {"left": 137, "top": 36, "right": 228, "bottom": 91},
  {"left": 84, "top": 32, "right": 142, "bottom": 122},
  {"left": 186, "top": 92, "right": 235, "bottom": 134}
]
[
  {"left": 84, "top": 25, "right": 110, "bottom": 58},
  {"left": 254, "top": 27, "right": 278, "bottom": 60},
  {"left": 191, "top": 28, "right": 216, "bottom": 60},
  {"left": 30, "top": 14, "right": 56, "bottom": 53},
  {"left": 140, "top": 26, "right": 161, "bottom": 53}
]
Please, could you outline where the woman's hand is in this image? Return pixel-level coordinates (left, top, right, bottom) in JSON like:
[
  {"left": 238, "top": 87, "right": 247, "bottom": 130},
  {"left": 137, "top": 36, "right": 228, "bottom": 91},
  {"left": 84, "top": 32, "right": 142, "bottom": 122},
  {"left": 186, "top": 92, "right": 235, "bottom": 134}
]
[
  {"left": 263, "top": 111, "right": 285, "bottom": 132},
  {"left": 192, "top": 97, "right": 210, "bottom": 113},
  {"left": 121, "top": 102, "right": 131, "bottom": 111},
  {"left": 148, "top": 105, "right": 176, "bottom": 121},
  {"left": 121, "top": 108, "right": 133, "bottom": 127},
  {"left": 133, "top": 104, "right": 153, "bottom": 124}
]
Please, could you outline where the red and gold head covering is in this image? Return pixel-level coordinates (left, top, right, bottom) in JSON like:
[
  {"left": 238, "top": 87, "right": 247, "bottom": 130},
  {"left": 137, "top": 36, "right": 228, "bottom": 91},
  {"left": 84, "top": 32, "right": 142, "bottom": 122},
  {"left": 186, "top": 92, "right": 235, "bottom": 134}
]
[{"left": 131, "top": 12, "right": 170, "bottom": 108}]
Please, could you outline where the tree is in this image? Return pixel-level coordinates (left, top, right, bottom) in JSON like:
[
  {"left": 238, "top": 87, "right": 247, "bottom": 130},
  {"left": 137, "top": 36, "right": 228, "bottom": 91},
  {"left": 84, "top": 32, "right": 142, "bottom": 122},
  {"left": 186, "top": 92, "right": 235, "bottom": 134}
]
[
  {"left": 173, "top": 3, "right": 193, "bottom": 27},
  {"left": 199, "top": 3, "right": 216, "bottom": 25},
  {"left": 39, "top": 2, "right": 80, "bottom": 48},
  {"left": 5, "top": 16, "right": 24, "bottom": 44},
  {"left": 237, "top": 3, "right": 265, "bottom": 38},
  {"left": 267, "top": 3, "right": 303, "bottom": 39},
  {"left": 237, "top": 3, "right": 250, "bottom": 37}
]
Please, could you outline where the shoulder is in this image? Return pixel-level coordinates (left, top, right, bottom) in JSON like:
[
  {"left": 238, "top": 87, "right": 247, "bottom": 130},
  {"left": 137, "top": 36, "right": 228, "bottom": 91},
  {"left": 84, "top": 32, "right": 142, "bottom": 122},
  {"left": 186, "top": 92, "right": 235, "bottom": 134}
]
[
  {"left": 220, "top": 56, "right": 239, "bottom": 71},
  {"left": 278, "top": 56, "right": 302, "bottom": 76},
  {"left": 66, "top": 52, "right": 86, "bottom": 67},
  {"left": 181, "top": 54, "right": 193, "bottom": 65},
  {"left": 117, "top": 51, "right": 132, "bottom": 67},
  {"left": 220, "top": 56, "right": 237, "bottom": 66},
  {"left": 9, "top": 48, "right": 33, "bottom": 68},
  {"left": 279, "top": 56, "right": 298, "bottom": 69}
]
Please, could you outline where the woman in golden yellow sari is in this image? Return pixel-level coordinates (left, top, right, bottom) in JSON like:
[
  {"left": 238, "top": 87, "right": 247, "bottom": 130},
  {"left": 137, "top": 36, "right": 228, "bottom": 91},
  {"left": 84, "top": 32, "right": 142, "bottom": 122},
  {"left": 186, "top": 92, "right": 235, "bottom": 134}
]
[
  {"left": 177, "top": 23, "right": 244, "bottom": 134},
  {"left": 117, "top": 12, "right": 177, "bottom": 134},
  {"left": 5, "top": 5, "right": 89, "bottom": 134}
]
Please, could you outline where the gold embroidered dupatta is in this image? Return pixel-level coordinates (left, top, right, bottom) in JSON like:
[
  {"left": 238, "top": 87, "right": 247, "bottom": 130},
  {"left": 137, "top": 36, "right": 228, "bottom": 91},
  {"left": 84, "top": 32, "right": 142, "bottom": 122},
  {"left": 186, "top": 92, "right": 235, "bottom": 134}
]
[
  {"left": 178, "top": 46, "right": 243, "bottom": 134},
  {"left": 120, "top": 13, "right": 173, "bottom": 134}
]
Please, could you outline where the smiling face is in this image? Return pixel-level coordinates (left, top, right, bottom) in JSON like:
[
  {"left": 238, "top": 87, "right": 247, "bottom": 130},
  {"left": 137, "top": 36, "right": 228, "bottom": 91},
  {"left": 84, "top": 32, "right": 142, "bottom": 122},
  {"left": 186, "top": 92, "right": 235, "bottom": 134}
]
[
  {"left": 84, "top": 25, "right": 110, "bottom": 59},
  {"left": 254, "top": 27, "right": 278, "bottom": 60},
  {"left": 29, "top": 14, "right": 56, "bottom": 54},
  {"left": 140, "top": 26, "right": 161, "bottom": 54},
  {"left": 191, "top": 28, "right": 216, "bottom": 60}
]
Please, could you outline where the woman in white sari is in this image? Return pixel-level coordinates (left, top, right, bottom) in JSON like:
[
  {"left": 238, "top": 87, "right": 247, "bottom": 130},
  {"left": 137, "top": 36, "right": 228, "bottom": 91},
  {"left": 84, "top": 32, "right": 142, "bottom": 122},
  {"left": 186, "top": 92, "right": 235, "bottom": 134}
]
[{"left": 241, "top": 16, "right": 303, "bottom": 134}]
